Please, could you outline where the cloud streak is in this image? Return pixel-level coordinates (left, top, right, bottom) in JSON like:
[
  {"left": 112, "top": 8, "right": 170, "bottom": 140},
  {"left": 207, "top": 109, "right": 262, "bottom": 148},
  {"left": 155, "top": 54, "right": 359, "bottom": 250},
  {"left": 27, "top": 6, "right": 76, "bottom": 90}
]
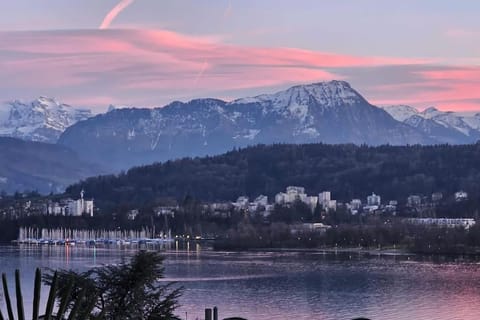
[
  {"left": 0, "top": 28, "right": 478, "bottom": 111},
  {"left": 99, "top": 0, "right": 135, "bottom": 29}
]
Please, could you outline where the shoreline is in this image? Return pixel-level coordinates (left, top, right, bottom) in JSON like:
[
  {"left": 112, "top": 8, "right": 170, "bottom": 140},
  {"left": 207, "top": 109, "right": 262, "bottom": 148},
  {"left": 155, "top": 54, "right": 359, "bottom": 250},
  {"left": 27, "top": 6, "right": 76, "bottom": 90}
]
[{"left": 246, "top": 246, "right": 413, "bottom": 256}]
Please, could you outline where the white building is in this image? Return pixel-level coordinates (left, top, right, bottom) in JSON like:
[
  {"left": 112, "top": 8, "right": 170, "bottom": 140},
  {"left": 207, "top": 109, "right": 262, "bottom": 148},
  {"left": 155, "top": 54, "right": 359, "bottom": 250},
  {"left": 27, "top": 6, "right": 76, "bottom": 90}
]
[
  {"left": 287, "top": 186, "right": 307, "bottom": 203},
  {"left": 319, "top": 191, "right": 331, "bottom": 204},
  {"left": 367, "top": 193, "right": 381, "bottom": 206},
  {"left": 319, "top": 191, "right": 337, "bottom": 211},
  {"left": 47, "top": 202, "right": 67, "bottom": 216},
  {"left": 350, "top": 199, "right": 362, "bottom": 210},
  {"left": 306, "top": 196, "right": 319, "bottom": 212},
  {"left": 65, "top": 190, "right": 94, "bottom": 217},
  {"left": 274, "top": 187, "right": 320, "bottom": 211},
  {"left": 349, "top": 199, "right": 362, "bottom": 214},
  {"left": 245, "top": 195, "right": 269, "bottom": 213},
  {"left": 287, "top": 186, "right": 305, "bottom": 195},
  {"left": 275, "top": 192, "right": 288, "bottom": 205},
  {"left": 275, "top": 186, "right": 307, "bottom": 205},
  {"left": 407, "top": 195, "right": 422, "bottom": 207},
  {"left": 455, "top": 191, "right": 468, "bottom": 202},
  {"left": 406, "top": 218, "right": 476, "bottom": 229},
  {"left": 127, "top": 209, "right": 139, "bottom": 220},
  {"left": 233, "top": 196, "right": 250, "bottom": 210},
  {"left": 253, "top": 195, "right": 268, "bottom": 206}
]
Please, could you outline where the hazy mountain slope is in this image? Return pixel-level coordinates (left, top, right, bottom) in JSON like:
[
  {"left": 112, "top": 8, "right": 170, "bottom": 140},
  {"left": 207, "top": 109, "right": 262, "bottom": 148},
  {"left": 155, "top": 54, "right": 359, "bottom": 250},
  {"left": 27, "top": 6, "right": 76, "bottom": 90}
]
[{"left": 0, "top": 137, "right": 103, "bottom": 194}]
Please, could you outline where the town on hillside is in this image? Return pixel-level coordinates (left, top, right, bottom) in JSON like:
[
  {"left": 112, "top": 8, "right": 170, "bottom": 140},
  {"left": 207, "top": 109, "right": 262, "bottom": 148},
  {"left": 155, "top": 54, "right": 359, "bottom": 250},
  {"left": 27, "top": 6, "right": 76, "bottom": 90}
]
[{"left": 0, "top": 185, "right": 475, "bottom": 232}]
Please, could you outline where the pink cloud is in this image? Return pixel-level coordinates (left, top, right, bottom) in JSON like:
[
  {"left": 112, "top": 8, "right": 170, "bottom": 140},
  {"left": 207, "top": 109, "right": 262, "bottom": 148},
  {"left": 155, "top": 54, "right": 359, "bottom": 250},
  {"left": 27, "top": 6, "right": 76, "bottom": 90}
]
[
  {"left": 0, "top": 28, "right": 475, "bottom": 110},
  {"left": 444, "top": 28, "right": 480, "bottom": 39},
  {"left": 418, "top": 67, "right": 480, "bottom": 82},
  {"left": 369, "top": 68, "right": 480, "bottom": 111}
]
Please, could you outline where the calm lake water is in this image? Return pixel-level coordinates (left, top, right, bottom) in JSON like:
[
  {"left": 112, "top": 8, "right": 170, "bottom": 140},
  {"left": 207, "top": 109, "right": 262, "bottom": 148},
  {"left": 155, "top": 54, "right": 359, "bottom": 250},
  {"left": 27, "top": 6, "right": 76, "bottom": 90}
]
[{"left": 1, "top": 244, "right": 480, "bottom": 320}]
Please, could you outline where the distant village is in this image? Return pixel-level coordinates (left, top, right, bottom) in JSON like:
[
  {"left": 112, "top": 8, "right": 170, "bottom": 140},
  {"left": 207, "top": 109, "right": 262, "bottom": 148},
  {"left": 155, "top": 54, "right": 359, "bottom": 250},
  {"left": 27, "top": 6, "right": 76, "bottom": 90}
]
[
  {"left": 202, "top": 186, "right": 475, "bottom": 229},
  {"left": 0, "top": 189, "right": 94, "bottom": 219},
  {"left": 0, "top": 186, "right": 475, "bottom": 230}
]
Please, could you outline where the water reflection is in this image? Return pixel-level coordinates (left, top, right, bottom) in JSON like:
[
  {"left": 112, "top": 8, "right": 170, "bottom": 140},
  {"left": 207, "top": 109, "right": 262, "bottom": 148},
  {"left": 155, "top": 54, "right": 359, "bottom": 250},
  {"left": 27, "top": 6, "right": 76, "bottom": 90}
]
[{"left": 0, "top": 245, "right": 480, "bottom": 320}]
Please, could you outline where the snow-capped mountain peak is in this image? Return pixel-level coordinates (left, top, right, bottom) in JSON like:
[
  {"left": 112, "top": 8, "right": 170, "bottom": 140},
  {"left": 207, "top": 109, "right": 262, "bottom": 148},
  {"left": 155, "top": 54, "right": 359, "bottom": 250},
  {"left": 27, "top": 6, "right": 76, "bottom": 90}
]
[
  {"left": 232, "top": 80, "right": 366, "bottom": 109},
  {"left": 58, "top": 81, "right": 434, "bottom": 170},
  {"left": 421, "top": 107, "right": 442, "bottom": 118},
  {"left": 383, "top": 104, "right": 480, "bottom": 142},
  {"left": 381, "top": 105, "right": 420, "bottom": 122},
  {"left": 0, "top": 97, "right": 93, "bottom": 143}
]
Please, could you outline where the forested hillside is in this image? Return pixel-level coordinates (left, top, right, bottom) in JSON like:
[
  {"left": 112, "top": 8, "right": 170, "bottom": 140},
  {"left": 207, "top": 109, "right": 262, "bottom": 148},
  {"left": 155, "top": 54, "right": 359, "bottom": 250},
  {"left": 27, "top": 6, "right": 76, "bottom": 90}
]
[{"left": 67, "top": 143, "right": 480, "bottom": 211}]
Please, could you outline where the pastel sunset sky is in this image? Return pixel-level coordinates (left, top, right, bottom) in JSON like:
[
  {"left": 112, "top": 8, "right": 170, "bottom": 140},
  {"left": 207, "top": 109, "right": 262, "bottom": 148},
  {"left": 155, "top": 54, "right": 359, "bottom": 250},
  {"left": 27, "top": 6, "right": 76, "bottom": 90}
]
[{"left": 1, "top": 0, "right": 480, "bottom": 112}]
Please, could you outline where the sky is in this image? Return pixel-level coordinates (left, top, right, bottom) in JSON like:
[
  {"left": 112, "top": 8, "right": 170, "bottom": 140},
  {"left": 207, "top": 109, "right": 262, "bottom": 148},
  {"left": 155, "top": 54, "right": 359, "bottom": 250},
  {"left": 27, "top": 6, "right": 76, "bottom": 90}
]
[{"left": 0, "top": 0, "right": 480, "bottom": 112}]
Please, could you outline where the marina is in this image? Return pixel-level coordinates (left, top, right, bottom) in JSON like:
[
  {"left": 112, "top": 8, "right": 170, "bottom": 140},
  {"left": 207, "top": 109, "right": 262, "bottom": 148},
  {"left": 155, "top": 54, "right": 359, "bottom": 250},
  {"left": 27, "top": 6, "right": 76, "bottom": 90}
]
[{"left": 15, "top": 227, "right": 173, "bottom": 246}]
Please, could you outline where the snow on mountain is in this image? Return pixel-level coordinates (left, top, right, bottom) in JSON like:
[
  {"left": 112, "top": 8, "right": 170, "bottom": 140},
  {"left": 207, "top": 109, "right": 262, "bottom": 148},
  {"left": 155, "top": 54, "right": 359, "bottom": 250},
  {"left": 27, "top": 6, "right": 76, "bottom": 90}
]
[
  {"left": 58, "top": 81, "right": 432, "bottom": 170},
  {"left": 383, "top": 105, "right": 480, "bottom": 143},
  {"left": 420, "top": 107, "right": 443, "bottom": 119},
  {"left": 381, "top": 105, "right": 420, "bottom": 122},
  {"left": 0, "top": 97, "right": 93, "bottom": 143},
  {"left": 233, "top": 80, "right": 365, "bottom": 109},
  {"left": 462, "top": 113, "right": 480, "bottom": 131}
]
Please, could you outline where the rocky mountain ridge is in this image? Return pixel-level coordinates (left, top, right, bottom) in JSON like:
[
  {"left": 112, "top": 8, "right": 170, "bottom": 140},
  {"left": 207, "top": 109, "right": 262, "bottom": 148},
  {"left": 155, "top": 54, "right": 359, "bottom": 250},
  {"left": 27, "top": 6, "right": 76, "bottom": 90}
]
[
  {"left": 58, "top": 81, "right": 433, "bottom": 170},
  {"left": 0, "top": 97, "right": 92, "bottom": 143}
]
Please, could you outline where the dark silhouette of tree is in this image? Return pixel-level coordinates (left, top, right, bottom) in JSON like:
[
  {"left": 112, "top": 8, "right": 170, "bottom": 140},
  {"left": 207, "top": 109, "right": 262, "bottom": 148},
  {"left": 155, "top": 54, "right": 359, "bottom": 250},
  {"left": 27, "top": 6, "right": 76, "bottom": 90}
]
[{"left": 45, "top": 251, "right": 182, "bottom": 320}]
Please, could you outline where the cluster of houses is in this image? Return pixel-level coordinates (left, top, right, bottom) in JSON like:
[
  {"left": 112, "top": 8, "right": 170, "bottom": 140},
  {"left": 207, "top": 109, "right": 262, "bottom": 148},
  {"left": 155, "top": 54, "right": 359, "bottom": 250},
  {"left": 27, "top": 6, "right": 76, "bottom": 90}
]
[
  {"left": 127, "top": 206, "right": 177, "bottom": 220},
  {"left": 0, "top": 185, "right": 475, "bottom": 232},
  {"left": 347, "top": 190, "right": 469, "bottom": 216},
  {"left": 199, "top": 186, "right": 473, "bottom": 219},
  {"left": 274, "top": 187, "right": 337, "bottom": 212},
  {"left": 48, "top": 190, "right": 94, "bottom": 217},
  {"left": 406, "top": 191, "right": 468, "bottom": 207},
  {"left": 0, "top": 190, "right": 94, "bottom": 218},
  {"left": 202, "top": 186, "right": 340, "bottom": 218}
]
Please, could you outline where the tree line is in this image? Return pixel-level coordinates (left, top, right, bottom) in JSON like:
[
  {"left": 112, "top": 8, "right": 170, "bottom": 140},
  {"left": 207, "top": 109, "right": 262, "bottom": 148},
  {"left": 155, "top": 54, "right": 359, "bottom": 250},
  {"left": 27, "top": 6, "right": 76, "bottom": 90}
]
[{"left": 66, "top": 142, "right": 480, "bottom": 213}]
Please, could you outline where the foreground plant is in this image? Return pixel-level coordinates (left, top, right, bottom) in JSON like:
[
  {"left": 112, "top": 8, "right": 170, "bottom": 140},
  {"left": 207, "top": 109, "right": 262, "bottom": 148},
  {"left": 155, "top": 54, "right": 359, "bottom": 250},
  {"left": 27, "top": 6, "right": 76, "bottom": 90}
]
[
  {"left": 1, "top": 267, "right": 94, "bottom": 320},
  {"left": 44, "top": 250, "right": 182, "bottom": 320}
]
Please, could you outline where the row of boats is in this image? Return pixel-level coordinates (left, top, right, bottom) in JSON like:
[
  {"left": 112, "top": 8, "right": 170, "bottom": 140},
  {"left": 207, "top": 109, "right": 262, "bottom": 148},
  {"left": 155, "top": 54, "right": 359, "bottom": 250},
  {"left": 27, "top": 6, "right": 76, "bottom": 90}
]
[{"left": 14, "top": 238, "right": 174, "bottom": 246}]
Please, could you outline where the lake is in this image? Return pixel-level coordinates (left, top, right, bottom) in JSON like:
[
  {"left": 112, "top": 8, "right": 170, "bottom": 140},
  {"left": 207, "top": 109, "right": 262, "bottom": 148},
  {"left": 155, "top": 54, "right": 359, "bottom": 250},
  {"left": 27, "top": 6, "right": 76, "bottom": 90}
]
[{"left": 0, "top": 244, "right": 480, "bottom": 320}]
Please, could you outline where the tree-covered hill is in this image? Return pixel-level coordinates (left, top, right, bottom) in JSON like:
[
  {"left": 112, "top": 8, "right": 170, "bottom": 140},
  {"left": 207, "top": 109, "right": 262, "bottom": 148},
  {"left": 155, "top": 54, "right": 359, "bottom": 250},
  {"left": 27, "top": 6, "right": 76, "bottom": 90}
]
[{"left": 66, "top": 143, "right": 480, "bottom": 211}]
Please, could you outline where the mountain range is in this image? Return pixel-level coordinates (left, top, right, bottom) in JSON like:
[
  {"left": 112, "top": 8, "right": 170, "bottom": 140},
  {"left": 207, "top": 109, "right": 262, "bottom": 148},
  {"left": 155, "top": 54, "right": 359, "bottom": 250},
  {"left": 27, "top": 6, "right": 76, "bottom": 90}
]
[
  {"left": 1, "top": 80, "right": 480, "bottom": 193},
  {"left": 0, "top": 97, "right": 92, "bottom": 143},
  {"left": 57, "top": 81, "right": 433, "bottom": 170},
  {"left": 382, "top": 105, "right": 480, "bottom": 144}
]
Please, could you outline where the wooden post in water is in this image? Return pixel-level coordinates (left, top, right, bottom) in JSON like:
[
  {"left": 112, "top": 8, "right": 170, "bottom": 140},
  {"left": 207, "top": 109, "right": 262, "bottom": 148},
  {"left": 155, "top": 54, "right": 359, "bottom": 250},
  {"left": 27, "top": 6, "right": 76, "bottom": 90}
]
[{"left": 205, "top": 308, "right": 212, "bottom": 320}]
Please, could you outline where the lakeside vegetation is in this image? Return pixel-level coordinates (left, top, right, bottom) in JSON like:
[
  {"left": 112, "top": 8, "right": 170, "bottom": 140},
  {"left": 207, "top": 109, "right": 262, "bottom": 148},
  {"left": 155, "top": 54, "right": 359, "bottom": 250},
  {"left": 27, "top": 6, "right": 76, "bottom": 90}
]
[{"left": 213, "top": 219, "right": 480, "bottom": 255}]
